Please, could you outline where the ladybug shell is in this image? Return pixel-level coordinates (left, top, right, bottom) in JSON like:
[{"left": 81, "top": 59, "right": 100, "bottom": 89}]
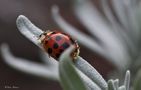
[{"left": 41, "top": 31, "right": 79, "bottom": 60}]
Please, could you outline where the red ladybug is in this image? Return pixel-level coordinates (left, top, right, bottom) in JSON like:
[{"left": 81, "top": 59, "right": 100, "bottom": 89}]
[{"left": 39, "top": 31, "right": 80, "bottom": 60}]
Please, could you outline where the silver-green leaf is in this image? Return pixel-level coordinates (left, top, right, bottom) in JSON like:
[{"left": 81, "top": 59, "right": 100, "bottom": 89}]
[
  {"left": 108, "top": 80, "right": 116, "bottom": 90},
  {"left": 59, "top": 46, "right": 87, "bottom": 90}
]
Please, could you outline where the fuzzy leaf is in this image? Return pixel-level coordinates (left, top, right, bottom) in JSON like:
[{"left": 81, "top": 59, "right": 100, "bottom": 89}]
[
  {"left": 51, "top": 5, "right": 106, "bottom": 59},
  {"left": 75, "top": 57, "right": 107, "bottom": 89},
  {"left": 108, "top": 80, "right": 116, "bottom": 90},
  {"left": 39, "top": 51, "right": 58, "bottom": 67},
  {"left": 124, "top": 70, "right": 130, "bottom": 90},
  {"left": 0, "top": 44, "right": 59, "bottom": 81},
  {"left": 41, "top": 49, "right": 101, "bottom": 90},
  {"left": 16, "top": 15, "right": 43, "bottom": 47},
  {"left": 118, "top": 86, "right": 126, "bottom": 90},
  {"left": 59, "top": 46, "right": 87, "bottom": 90},
  {"left": 52, "top": 5, "right": 130, "bottom": 71},
  {"left": 113, "top": 79, "right": 119, "bottom": 90}
]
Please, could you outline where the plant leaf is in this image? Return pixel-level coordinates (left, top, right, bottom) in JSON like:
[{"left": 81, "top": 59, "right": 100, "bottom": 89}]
[
  {"left": 108, "top": 80, "right": 116, "bottom": 90},
  {"left": 124, "top": 70, "right": 130, "bottom": 90},
  {"left": 75, "top": 57, "right": 107, "bottom": 89},
  {"left": 113, "top": 79, "right": 119, "bottom": 90},
  {"left": 52, "top": 5, "right": 130, "bottom": 70},
  {"left": 59, "top": 46, "right": 87, "bottom": 90},
  {"left": 118, "top": 86, "right": 126, "bottom": 90},
  {"left": 111, "top": 0, "right": 131, "bottom": 31},
  {"left": 134, "top": 69, "right": 141, "bottom": 90},
  {"left": 16, "top": 15, "right": 43, "bottom": 47},
  {"left": 0, "top": 44, "right": 59, "bottom": 81},
  {"left": 51, "top": 5, "right": 106, "bottom": 59},
  {"left": 39, "top": 50, "right": 58, "bottom": 67},
  {"left": 76, "top": 69, "right": 101, "bottom": 90}
]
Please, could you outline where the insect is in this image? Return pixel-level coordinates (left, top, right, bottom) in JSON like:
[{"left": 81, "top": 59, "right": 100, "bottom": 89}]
[{"left": 39, "top": 31, "right": 80, "bottom": 60}]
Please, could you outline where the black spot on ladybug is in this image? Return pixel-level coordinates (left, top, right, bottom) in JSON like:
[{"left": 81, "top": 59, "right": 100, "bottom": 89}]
[
  {"left": 53, "top": 43, "right": 59, "bottom": 49},
  {"left": 59, "top": 49, "right": 64, "bottom": 53},
  {"left": 47, "top": 48, "right": 52, "bottom": 54},
  {"left": 62, "top": 42, "right": 70, "bottom": 49},
  {"left": 56, "top": 53, "right": 60, "bottom": 58},
  {"left": 56, "top": 36, "right": 62, "bottom": 41},
  {"left": 44, "top": 40, "right": 48, "bottom": 44}
]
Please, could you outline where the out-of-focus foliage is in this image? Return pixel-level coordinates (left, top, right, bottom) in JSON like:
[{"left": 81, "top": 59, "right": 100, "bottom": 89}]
[{"left": 134, "top": 69, "right": 141, "bottom": 90}]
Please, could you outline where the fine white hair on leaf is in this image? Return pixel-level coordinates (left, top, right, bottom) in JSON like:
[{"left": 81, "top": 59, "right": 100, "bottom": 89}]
[
  {"left": 59, "top": 46, "right": 101, "bottom": 90},
  {"left": 75, "top": 56, "right": 107, "bottom": 90},
  {"left": 76, "top": 69, "right": 102, "bottom": 90},
  {"left": 16, "top": 15, "right": 43, "bottom": 47},
  {"left": 52, "top": 5, "right": 130, "bottom": 70},
  {"left": 0, "top": 44, "right": 59, "bottom": 81}
]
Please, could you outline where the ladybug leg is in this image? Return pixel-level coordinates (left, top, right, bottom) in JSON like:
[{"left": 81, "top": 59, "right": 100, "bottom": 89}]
[
  {"left": 38, "top": 31, "right": 47, "bottom": 44},
  {"left": 38, "top": 35, "right": 45, "bottom": 44},
  {"left": 44, "top": 30, "right": 50, "bottom": 35},
  {"left": 71, "top": 46, "right": 80, "bottom": 60},
  {"left": 38, "top": 30, "right": 51, "bottom": 44}
]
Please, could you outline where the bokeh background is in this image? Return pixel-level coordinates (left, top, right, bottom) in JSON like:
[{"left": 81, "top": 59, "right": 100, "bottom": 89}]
[{"left": 0, "top": 0, "right": 114, "bottom": 90}]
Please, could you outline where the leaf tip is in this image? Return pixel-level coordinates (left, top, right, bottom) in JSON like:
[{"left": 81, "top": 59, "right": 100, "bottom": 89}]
[{"left": 51, "top": 5, "right": 59, "bottom": 14}]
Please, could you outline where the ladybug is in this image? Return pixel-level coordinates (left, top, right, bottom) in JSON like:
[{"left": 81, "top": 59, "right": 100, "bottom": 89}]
[{"left": 39, "top": 31, "right": 80, "bottom": 60}]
